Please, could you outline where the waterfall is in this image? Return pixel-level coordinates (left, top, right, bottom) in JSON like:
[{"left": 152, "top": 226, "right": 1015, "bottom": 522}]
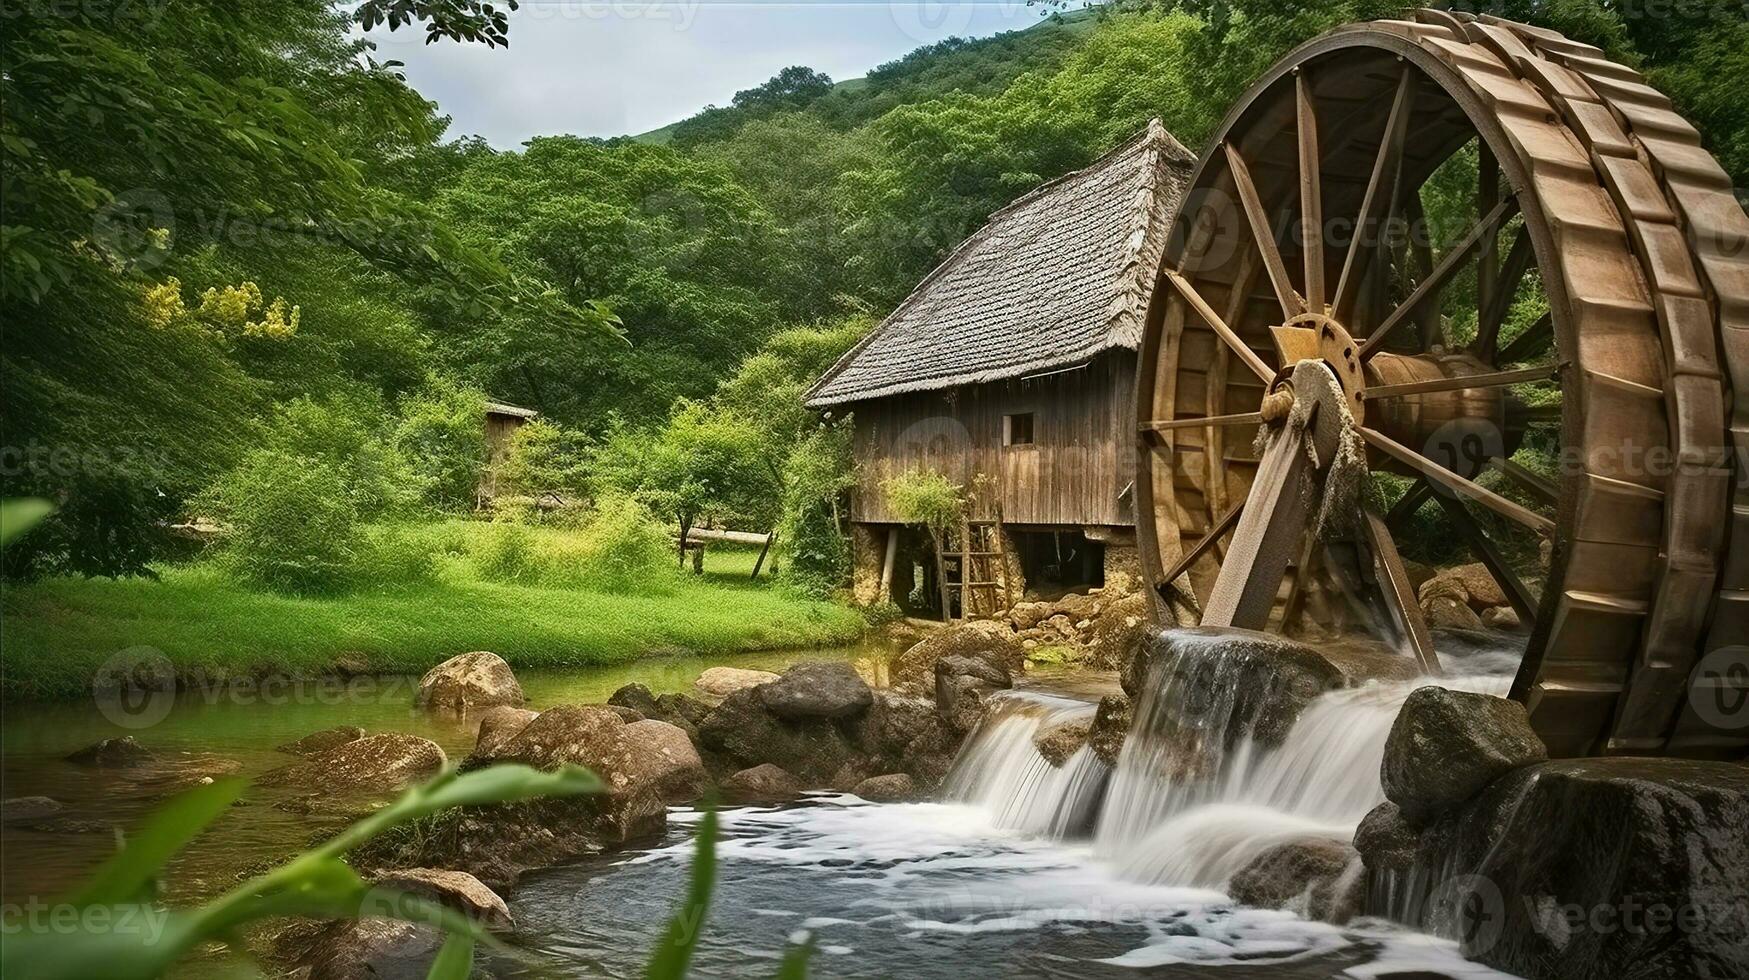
[
  {"left": 1094, "top": 632, "right": 1514, "bottom": 888},
  {"left": 943, "top": 691, "right": 1109, "bottom": 837},
  {"left": 943, "top": 628, "right": 1519, "bottom": 896}
]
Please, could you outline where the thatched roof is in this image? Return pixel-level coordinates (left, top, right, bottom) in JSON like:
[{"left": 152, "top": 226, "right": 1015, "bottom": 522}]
[{"left": 805, "top": 119, "right": 1194, "bottom": 409}]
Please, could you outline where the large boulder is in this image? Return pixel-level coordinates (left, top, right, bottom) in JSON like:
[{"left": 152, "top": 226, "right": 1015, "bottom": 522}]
[
  {"left": 1088, "top": 693, "right": 1132, "bottom": 766},
  {"left": 1381, "top": 686, "right": 1546, "bottom": 826},
  {"left": 66, "top": 736, "right": 155, "bottom": 768},
  {"left": 259, "top": 733, "right": 446, "bottom": 793},
  {"left": 934, "top": 654, "right": 1012, "bottom": 734},
  {"left": 414, "top": 651, "right": 525, "bottom": 713},
  {"left": 890, "top": 620, "right": 1025, "bottom": 693},
  {"left": 607, "top": 682, "right": 662, "bottom": 718},
  {"left": 1353, "top": 801, "right": 1419, "bottom": 875},
  {"left": 721, "top": 763, "right": 803, "bottom": 803},
  {"left": 277, "top": 726, "right": 365, "bottom": 757},
  {"left": 1008, "top": 601, "right": 1054, "bottom": 631},
  {"left": 696, "top": 688, "right": 852, "bottom": 782},
  {"left": 1, "top": 796, "right": 63, "bottom": 824},
  {"left": 471, "top": 706, "right": 539, "bottom": 757},
  {"left": 368, "top": 867, "right": 513, "bottom": 932},
  {"left": 694, "top": 666, "right": 779, "bottom": 699},
  {"left": 900, "top": 717, "right": 962, "bottom": 791},
  {"left": 1033, "top": 718, "right": 1091, "bottom": 767},
  {"left": 1422, "top": 593, "right": 1485, "bottom": 631},
  {"left": 851, "top": 773, "right": 916, "bottom": 802},
  {"left": 1445, "top": 562, "right": 1508, "bottom": 609},
  {"left": 1086, "top": 592, "right": 1152, "bottom": 671},
  {"left": 1128, "top": 628, "right": 1345, "bottom": 746},
  {"left": 1228, "top": 836, "right": 1360, "bottom": 923},
  {"left": 1406, "top": 758, "right": 1749, "bottom": 980},
  {"left": 852, "top": 692, "right": 935, "bottom": 765},
  {"left": 286, "top": 918, "right": 441, "bottom": 980},
  {"left": 757, "top": 661, "right": 873, "bottom": 720},
  {"left": 479, "top": 705, "right": 706, "bottom": 803}
]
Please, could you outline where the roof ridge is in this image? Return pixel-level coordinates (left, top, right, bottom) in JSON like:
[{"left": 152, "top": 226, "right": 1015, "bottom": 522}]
[{"left": 806, "top": 121, "right": 1197, "bottom": 409}]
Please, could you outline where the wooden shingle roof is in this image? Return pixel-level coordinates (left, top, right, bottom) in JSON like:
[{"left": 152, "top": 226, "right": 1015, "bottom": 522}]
[{"left": 805, "top": 119, "right": 1194, "bottom": 408}]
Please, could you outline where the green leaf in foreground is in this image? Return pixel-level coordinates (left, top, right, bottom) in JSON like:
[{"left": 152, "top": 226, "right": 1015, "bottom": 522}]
[
  {"left": 775, "top": 932, "right": 816, "bottom": 979},
  {"left": 70, "top": 777, "right": 247, "bottom": 906},
  {"left": 0, "top": 497, "right": 54, "bottom": 547},
  {"left": 645, "top": 804, "right": 718, "bottom": 980},
  {"left": 427, "top": 931, "right": 476, "bottom": 980}
]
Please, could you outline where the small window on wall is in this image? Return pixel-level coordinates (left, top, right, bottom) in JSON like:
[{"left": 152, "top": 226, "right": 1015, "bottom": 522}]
[{"left": 1004, "top": 412, "right": 1035, "bottom": 446}]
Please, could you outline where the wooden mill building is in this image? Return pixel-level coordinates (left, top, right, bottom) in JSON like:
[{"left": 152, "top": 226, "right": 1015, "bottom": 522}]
[{"left": 805, "top": 120, "right": 1195, "bottom": 616}]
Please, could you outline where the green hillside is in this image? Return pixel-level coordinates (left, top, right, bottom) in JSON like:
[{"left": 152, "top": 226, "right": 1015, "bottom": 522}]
[{"left": 631, "top": 7, "right": 1098, "bottom": 146}]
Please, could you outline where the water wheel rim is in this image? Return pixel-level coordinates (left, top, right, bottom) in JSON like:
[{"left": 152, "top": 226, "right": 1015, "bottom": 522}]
[{"left": 1134, "top": 11, "right": 1749, "bottom": 759}]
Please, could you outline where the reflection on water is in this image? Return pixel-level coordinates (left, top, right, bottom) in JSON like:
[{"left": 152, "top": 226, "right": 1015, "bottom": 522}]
[
  {"left": 492, "top": 796, "right": 1518, "bottom": 979},
  {"left": 0, "top": 647, "right": 875, "bottom": 906}
]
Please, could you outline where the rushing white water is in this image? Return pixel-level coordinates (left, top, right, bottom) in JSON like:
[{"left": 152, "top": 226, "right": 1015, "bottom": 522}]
[
  {"left": 941, "top": 629, "right": 1519, "bottom": 896},
  {"left": 1095, "top": 633, "right": 1514, "bottom": 888},
  {"left": 942, "top": 691, "right": 1108, "bottom": 837}
]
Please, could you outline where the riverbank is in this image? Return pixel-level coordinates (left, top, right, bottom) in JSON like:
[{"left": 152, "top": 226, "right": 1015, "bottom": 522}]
[{"left": 0, "top": 550, "right": 865, "bottom": 700}]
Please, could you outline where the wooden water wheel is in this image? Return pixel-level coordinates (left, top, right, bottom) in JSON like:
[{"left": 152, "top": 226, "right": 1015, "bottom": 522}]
[{"left": 1134, "top": 10, "right": 1749, "bottom": 759}]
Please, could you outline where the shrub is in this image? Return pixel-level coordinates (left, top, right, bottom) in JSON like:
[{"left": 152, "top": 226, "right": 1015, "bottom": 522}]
[
  {"left": 778, "top": 427, "right": 854, "bottom": 598},
  {"left": 470, "top": 521, "right": 538, "bottom": 583},
  {"left": 203, "top": 451, "right": 363, "bottom": 594},
  {"left": 575, "top": 494, "right": 673, "bottom": 594},
  {"left": 883, "top": 469, "right": 963, "bottom": 535},
  {"left": 495, "top": 418, "right": 591, "bottom": 502},
  {"left": 264, "top": 395, "right": 423, "bottom": 519},
  {"left": 358, "top": 523, "right": 442, "bottom": 586},
  {"left": 395, "top": 378, "right": 487, "bottom": 512}
]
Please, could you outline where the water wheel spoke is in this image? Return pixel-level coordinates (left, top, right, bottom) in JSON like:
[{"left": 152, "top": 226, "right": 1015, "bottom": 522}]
[
  {"left": 1141, "top": 411, "right": 1265, "bottom": 434},
  {"left": 1488, "top": 456, "right": 1560, "bottom": 507},
  {"left": 1497, "top": 310, "right": 1554, "bottom": 364},
  {"left": 1358, "top": 364, "right": 1561, "bottom": 401},
  {"left": 1361, "top": 196, "right": 1518, "bottom": 361},
  {"left": 1362, "top": 509, "right": 1442, "bottom": 675},
  {"left": 1280, "top": 534, "right": 1321, "bottom": 633},
  {"left": 1296, "top": 71, "right": 1325, "bottom": 312},
  {"left": 1163, "top": 270, "right": 1276, "bottom": 383},
  {"left": 1433, "top": 492, "right": 1540, "bottom": 628},
  {"left": 1160, "top": 500, "right": 1245, "bottom": 590},
  {"left": 1223, "top": 141, "right": 1305, "bottom": 319},
  {"left": 1333, "top": 68, "right": 1416, "bottom": 321},
  {"left": 1386, "top": 479, "right": 1433, "bottom": 529},
  {"left": 1361, "top": 427, "right": 1555, "bottom": 534},
  {"left": 1473, "top": 225, "right": 1534, "bottom": 362},
  {"left": 1475, "top": 145, "right": 1501, "bottom": 345}
]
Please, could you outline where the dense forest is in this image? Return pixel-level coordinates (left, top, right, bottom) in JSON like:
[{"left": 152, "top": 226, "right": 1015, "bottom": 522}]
[{"left": 3, "top": 0, "right": 1745, "bottom": 595}]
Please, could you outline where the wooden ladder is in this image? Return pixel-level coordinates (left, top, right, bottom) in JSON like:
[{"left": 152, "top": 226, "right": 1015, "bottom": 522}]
[{"left": 950, "top": 506, "right": 1012, "bottom": 622}]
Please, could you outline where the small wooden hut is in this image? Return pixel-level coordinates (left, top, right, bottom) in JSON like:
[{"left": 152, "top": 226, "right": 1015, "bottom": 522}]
[
  {"left": 805, "top": 120, "right": 1195, "bottom": 617},
  {"left": 479, "top": 399, "right": 538, "bottom": 502}
]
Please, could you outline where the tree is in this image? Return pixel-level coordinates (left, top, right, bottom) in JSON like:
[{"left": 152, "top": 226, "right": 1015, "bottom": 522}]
[{"left": 610, "top": 401, "right": 774, "bottom": 565}]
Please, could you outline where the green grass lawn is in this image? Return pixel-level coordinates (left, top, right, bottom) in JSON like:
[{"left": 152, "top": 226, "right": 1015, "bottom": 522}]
[{"left": 0, "top": 537, "right": 861, "bottom": 700}]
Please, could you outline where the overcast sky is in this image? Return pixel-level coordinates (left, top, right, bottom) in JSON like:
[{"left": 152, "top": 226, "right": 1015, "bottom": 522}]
[{"left": 363, "top": 2, "right": 1074, "bottom": 146}]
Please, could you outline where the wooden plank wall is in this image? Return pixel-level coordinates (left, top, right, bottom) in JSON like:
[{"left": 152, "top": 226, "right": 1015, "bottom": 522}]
[{"left": 848, "top": 351, "right": 1137, "bottom": 527}]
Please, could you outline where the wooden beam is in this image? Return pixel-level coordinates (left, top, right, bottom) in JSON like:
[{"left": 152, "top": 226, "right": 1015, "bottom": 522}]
[
  {"left": 1362, "top": 427, "right": 1555, "bottom": 534},
  {"left": 1223, "top": 141, "right": 1305, "bottom": 320},
  {"left": 1358, "top": 364, "right": 1560, "bottom": 400},
  {"left": 1163, "top": 270, "right": 1276, "bottom": 383},
  {"left": 1434, "top": 491, "right": 1540, "bottom": 628},
  {"left": 1364, "top": 508, "right": 1443, "bottom": 675},
  {"left": 1334, "top": 67, "right": 1416, "bottom": 322},
  {"left": 1497, "top": 310, "right": 1554, "bottom": 364},
  {"left": 1361, "top": 197, "right": 1518, "bottom": 361},
  {"left": 1159, "top": 500, "right": 1244, "bottom": 593},
  {"left": 1141, "top": 411, "right": 1265, "bottom": 433},
  {"left": 1296, "top": 70, "right": 1326, "bottom": 312}
]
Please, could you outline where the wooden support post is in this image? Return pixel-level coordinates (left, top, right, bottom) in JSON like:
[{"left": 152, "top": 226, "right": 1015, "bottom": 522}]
[
  {"left": 879, "top": 526, "right": 898, "bottom": 599},
  {"left": 750, "top": 529, "right": 776, "bottom": 580}
]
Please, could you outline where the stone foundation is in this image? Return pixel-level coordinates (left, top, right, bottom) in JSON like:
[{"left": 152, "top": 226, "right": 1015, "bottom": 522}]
[
  {"left": 850, "top": 524, "right": 886, "bottom": 607},
  {"left": 1103, "top": 541, "right": 1141, "bottom": 595}
]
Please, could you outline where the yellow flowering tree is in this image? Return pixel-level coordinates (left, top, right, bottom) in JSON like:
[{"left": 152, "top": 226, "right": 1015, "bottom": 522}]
[{"left": 141, "top": 277, "right": 300, "bottom": 340}]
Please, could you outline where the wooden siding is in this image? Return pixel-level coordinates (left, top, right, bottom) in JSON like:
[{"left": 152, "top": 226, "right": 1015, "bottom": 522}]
[{"left": 848, "top": 351, "right": 1137, "bottom": 527}]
